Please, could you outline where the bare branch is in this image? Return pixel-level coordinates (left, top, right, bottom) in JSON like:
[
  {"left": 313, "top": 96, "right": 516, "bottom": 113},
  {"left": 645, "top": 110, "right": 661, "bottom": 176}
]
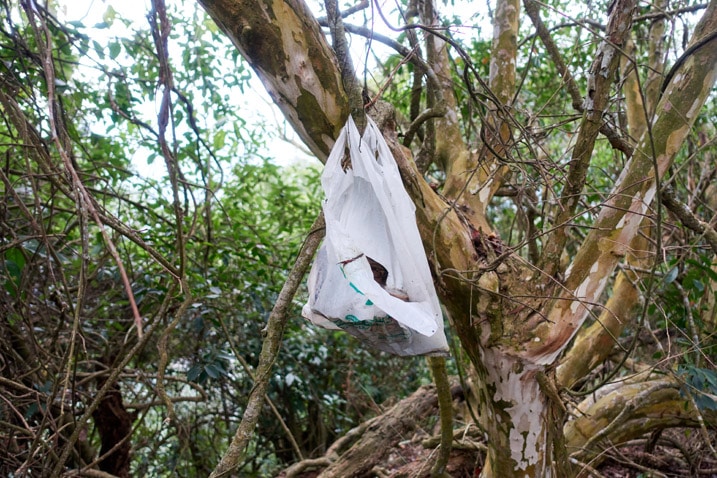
[
  {"left": 324, "top": 0, "right": 366, "bottom": 133},
  {"left": 209, "top": 213, "right": 325, "bottom": 478},
  {"left": 661, "top": 186, "right": 717, "bottom": 255},
  {"left": 316, "top": 0, "right": 368, "bottom": 24},
  {"left": 538, "top": 0, "right": 638, "bottom": 278},
  {"left": 529, "top": 1, "right": 717, "bottom": 364},
  {"left": 524, "top": 0, "right": 635, "bottom": 157}
]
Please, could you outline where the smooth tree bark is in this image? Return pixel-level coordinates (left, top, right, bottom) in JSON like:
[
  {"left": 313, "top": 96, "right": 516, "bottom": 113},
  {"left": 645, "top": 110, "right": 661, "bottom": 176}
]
[
  {"left": 198, "top": 0, "right": 717, "bottom": 476},
  {"left": 557, "top": 3, "right": 668, "bottom": 388},
  {"left": 197, "top": 0, "right": 349, "bottom": 160}
]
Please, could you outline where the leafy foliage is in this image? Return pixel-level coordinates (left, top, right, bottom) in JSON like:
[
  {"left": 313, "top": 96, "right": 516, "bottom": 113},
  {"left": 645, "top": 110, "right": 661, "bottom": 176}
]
[{"left": 0, "top": 1, "right": 428, "bottom": 476}]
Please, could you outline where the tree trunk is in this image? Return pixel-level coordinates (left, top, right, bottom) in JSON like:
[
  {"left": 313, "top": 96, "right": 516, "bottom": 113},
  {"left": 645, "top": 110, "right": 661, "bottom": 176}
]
[
  {"left": 475, "top": 350, "right": 569, "bottom": 477},
  {"left": 196, "top": 0, "right": 348, "bottom": 161},
  {"left": 92, "top": 379, "right": 133, "bottom": 477}
]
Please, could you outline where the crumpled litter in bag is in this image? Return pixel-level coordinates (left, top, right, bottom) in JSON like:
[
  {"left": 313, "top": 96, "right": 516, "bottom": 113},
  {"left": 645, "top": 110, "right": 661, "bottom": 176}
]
[{"left": 302, "top": 116, "right": 449, "bottom": 356}]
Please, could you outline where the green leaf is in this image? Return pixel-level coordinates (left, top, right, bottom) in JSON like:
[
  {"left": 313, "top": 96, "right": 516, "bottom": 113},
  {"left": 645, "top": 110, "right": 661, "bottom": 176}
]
[
  {"left": 187, "top": 364, "right": 204, "bottom": 383},
  {"left": 3, "top": 248, "right": 26, "bottom": 297},
  {"left": 213, "top": 130, "right": 226, "bottom": 150},
  {"left": 694, "top": 394, "right": 717, "bottom": 411},
  {"left": 204, "top": 363, "right": 222, "bottom": 379},
  {"left": 692, "top": 279, "right": 704, "bottom": 292},
  {"left": 102, "top": 5, "right": 117, "bottom": 25},
  {"left": 5, "top": 247, "right": 25, "bottom": 272},
  {"left": 109, "top": 42, "right": 121, "bottom": 60}
]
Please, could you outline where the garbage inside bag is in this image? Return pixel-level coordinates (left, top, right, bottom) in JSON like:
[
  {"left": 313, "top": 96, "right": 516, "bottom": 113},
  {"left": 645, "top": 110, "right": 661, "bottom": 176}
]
[{"left": 302, "top": 116, "right": 449, "bottom": 356}]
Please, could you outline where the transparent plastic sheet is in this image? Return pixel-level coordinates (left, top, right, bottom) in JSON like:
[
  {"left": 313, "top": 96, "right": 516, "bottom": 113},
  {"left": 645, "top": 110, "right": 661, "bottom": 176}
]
[{"left": 302, "top": 116, "right": 449, "bottom": 356}]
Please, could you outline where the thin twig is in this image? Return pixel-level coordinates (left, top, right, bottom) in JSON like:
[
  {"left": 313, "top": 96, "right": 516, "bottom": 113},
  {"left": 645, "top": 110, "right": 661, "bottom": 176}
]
[
  {"left": 25, "top": 0, "right": 144, "bottom": 340},
  {"left": 661, "top": 186, "right": 717, "bottom": 255},
  {"left": 50, "top": 288, "right": 174, "bottom": 476},
  {"left": 365, "top": 44, "right": 420, "bottom": 109},
  {"left": 209, "top": 213, "right": 325, "bottom": 478}
]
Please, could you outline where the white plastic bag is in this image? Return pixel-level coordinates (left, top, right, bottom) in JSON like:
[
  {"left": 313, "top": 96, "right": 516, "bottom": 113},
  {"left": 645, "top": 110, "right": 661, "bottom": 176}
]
[{"left": 302, "top": 116, "right": 449, "bottom": 356}]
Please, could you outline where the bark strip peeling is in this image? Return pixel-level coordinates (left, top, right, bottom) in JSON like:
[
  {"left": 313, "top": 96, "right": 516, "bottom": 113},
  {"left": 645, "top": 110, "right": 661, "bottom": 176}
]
[
  {"left": 540, "top": 0, "right": 638, "bottom": 278},
  {"left": 479, "top": 349, "right": 549, "bottom": 476},
  {"left": 198, "top": 0, "right": 349, "bottom": 161},
  {"left": 530, "top": 1, "right": 717, "bottom": 364}
]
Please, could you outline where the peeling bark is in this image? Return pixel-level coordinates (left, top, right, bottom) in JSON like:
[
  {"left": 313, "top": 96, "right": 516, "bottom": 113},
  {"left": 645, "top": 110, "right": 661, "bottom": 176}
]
[
  {"left": 442, "top": 0, "right": 519, "bottom": 224},
  {"left": 644, "top": 0, "right": 669, "bottom": 118},
  {"left": 539, "top": 0, "right": 638, "bottom": 278},
  {"left": 477, "top": 350, "right": 552, "bottom": 477},
  {"left": 530, "top": 2, "right": 717, "bottom": 364},
  {"left": 197, "top": 0, "right": 349, "bottom": 160},
  {"left": 621, "top": 0, "right": 667, "bottom": 141},
  {"left": 420, "top": 0, "right": 465, "bottom": 174},
  {"left": 559, "top": 3, "right": 668, "bottom": 386},
  {"left": 478, "top": 0, "right": 519, "bottom": 208},
  {"left": 556, "top": 268, "right": 643, "bottom": 388},
  {"left": 621, "top": 37, "right": 646, "bottom": 140},
  {"left": 418, "top": 0, "right": 493, "bottom": 233}
]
